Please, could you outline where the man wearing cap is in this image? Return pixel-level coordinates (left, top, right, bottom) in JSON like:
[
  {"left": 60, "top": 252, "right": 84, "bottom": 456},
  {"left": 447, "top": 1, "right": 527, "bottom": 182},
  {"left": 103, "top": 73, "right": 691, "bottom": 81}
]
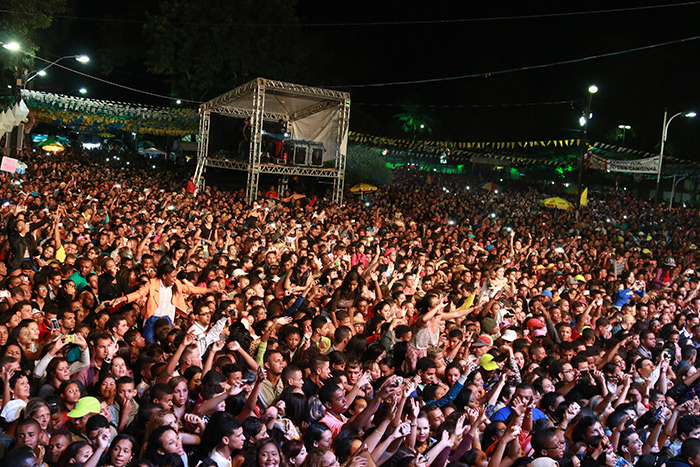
[
  {"left": 471, "top": 335, "right": 493, "bottom": 358},
  {"left": 527, "top": 318, "right": 548, "bottom": 341},
  {"left": 66, "top": 396, "right": 102, "bottom": 442}
]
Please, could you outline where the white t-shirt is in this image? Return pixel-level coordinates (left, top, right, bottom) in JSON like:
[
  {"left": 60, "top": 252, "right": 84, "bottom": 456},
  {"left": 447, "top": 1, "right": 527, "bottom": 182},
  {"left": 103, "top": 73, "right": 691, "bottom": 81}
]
[
  {"left": 210, "top": 449, "right": 232, "bottom": 467},
  {"left": 153, "top": 281, "right": 176, "bottom": 321}
]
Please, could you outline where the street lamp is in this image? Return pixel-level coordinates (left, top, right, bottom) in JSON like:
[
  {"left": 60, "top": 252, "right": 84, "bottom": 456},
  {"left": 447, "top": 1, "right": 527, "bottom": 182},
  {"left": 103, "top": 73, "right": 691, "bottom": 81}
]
[
  {"left": 577, "top": 84, "right": 598, "bottom": 200},
  {"left": 2, "top": 42, "right": 20, "bottom": 51},
  {"left": 670, "top": 176, "right": 686, "bottom": 209},
  {"left": 655, "top": 110, "right": 696, "bottom": 203},
  {"left": 618, "top": 124, "right": 632, "bottom": 146},
  {"left": 26, "top": 54, "right": 90, "bottom": 82},
  {"left": 78, "top": 88, "right": 87, "bottom": 95}
]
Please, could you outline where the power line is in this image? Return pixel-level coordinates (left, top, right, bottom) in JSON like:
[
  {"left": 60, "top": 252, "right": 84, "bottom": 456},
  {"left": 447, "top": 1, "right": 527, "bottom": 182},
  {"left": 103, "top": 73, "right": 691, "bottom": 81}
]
[
  {"left": 26, "top": 52, "right": 201, "bottom": 104},
  {"left": 1, "top": 1, "right": 699, "bottom": 26},
  {"left": 326, "top": 34, "right": 700, "bottom": 88},
  {"left": 354, "top": 99, "right": 577, "bottom": 108}
]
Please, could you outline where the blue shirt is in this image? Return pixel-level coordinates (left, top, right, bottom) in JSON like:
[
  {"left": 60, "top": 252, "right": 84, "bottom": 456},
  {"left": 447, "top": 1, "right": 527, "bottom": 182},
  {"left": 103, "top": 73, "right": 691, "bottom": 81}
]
[{"left": 490, "top": 406, "right": 547, "bottom": 422}]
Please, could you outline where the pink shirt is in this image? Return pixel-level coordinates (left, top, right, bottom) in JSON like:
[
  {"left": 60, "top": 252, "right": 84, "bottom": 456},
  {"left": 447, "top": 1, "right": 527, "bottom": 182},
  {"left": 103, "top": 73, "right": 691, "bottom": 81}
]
[{"left": 320, "top": 412, "right": 348, "bottom": 438}]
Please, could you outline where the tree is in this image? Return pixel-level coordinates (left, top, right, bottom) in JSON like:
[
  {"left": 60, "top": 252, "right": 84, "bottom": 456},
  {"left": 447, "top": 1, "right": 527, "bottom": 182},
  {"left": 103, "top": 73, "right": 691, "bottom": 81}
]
[
  {"left": 394, "top": 104, "right": 434, "bottom": 138},
  {"left": 139, "top": 0, "right": 319, "bottom": 101},
  {"left": 0, "top": 1, "right": 68, "bottom": 92},
  {"left": 345, "top": 145, "right": 393, "bottom": 188}
]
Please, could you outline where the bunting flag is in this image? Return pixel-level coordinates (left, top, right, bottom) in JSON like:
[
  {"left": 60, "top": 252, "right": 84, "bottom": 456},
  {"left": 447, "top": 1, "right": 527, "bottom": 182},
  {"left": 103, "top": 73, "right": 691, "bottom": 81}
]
[
  {"left": 349, "top": 131, "right": 581, "bottom": 151},
  {"left": 0, "top": 99, "right": 30, "bottom": 140},
  {"left": 20, "top": 90, "right": 198, "bottom": 137}
]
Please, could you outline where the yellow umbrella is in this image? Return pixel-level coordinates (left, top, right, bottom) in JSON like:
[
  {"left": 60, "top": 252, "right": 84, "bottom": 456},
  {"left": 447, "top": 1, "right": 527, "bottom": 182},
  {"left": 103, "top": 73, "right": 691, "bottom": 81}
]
[
  {"left": 42, "top": 143, "right": 65, "bottom": 153},
  {"left": 350, "top": 183, "right": 378, "bottom": 194},
  {"left": 540, "top": 197, "right": 574, "bottom": 210}
]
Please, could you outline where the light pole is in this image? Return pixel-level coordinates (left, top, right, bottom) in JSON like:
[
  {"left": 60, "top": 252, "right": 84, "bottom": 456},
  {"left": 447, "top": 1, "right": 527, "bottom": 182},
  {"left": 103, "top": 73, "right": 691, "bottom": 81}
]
[
  {"left": 656, "top": 110, "right": 696, "bottom": 203},
  {"left": 26, "top": 54, "right": 89, "bottom": 82},
  {"left": 1, "top": 41, "right": 24, "bottom": 156},
  {"left": 617, "top": 124, "right": 631, "bottom": 146},
  {"left": 577, "top": 85, "right": 598, "bottom": 201},
  {"left": 669, "top": 176, "right": 686, "bottom": 209}
]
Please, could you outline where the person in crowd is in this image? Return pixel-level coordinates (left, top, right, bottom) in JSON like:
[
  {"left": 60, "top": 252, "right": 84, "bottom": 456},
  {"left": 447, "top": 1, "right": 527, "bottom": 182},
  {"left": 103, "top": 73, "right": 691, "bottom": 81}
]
[{"left": 2, "top": 149, "right": 700, "bottom": 467}]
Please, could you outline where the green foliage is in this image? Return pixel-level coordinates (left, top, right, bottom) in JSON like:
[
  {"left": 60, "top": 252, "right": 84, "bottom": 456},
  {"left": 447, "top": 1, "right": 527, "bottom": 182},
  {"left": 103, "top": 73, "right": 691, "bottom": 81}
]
[
  {"left": 138, "top": 0, "right": 319, "bottom": 101},
  {"left": 394, "top": 104, "right": 434, "bottom": 136},
  {"left": 0, "top": 0, "right": 67, "bottom": 47},
  {"left": 346, "top": 145, "right": 393, "bottom": 188},
  {"left": 0, "top": 0, "right": 67, "bottom": 90}
]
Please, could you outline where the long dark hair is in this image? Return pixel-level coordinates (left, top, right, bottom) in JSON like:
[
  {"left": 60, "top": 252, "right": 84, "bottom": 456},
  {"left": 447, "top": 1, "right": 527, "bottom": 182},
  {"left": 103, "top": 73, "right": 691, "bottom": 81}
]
[{"left": 145, "top": 425, "right": 177, "bottom": 465}]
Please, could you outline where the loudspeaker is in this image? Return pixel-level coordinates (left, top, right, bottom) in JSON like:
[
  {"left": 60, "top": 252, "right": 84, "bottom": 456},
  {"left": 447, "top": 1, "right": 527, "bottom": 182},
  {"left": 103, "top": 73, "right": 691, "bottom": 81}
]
[{"left": 293, "top": 146, "right": 307, "bottom": 165}]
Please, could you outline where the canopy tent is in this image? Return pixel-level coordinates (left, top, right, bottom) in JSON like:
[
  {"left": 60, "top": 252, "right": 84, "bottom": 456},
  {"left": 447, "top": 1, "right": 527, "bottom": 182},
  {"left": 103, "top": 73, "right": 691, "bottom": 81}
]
[
  {"left": 193, "top": 78, "right": 351, "bottom": 204},
  {"left": 139, "top": 147, "right": 166, "bottom": 156}
]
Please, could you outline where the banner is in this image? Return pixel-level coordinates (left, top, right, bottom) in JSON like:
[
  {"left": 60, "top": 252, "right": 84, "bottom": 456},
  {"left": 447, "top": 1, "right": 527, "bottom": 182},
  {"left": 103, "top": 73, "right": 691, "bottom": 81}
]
[
  {"left": 607, "top": 156, "right": 660, "bottom": 173},
  {"left": 1, "top": 156, "right": 18, "bottom": 173}
]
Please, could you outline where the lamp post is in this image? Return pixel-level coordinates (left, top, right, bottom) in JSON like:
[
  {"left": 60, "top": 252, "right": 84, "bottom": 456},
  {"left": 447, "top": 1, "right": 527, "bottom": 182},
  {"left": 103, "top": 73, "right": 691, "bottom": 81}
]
[
  {"left": 669, "top": 176, "right": 686, "bottom": 209},
  {"left": 655, "top": 110, "right": 696, "bottom": 204},
  {"left": 1, "top": 41, "right": 24, "bottom": 156},
  {"left": 577, "top": 85, "right": 598, "bottom": 201},
  {"left": 617, "top": 125, "right": 631, "bottom": 147},
  {"left": 26, "top": 54, "right": 89, "bottom": 83}
]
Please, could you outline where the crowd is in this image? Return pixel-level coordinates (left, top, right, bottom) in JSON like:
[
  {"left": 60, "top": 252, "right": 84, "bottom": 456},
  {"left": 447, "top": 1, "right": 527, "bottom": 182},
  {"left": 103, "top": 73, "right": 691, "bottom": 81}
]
[{"left": 1, "top": 147, "right": 700, "bottom": 467}]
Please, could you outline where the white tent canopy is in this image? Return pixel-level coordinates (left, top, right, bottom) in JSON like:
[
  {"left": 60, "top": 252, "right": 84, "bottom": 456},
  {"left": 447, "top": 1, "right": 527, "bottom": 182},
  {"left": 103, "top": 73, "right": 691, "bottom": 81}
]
[
  {"left": 200, "top": 78, "right": 350, "bottom": 163},
  {"left": 194, "top": 78, "right": 351, "bottom": 204}
]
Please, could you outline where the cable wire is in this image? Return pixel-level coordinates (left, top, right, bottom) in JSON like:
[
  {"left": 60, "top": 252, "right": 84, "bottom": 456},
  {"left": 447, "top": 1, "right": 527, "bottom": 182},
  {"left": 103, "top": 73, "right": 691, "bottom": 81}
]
[
  {"left": 1, "top": 1, "right": 699, "bottom": 26},
  {"left": 325, "top": 34, "right": 700, "bottom": 88},
  {"left": 26, "top": 52, "right": 201, "bottom": 104},
  {"left": 354, "top": 99, "right": 577, "bottom": 108}
]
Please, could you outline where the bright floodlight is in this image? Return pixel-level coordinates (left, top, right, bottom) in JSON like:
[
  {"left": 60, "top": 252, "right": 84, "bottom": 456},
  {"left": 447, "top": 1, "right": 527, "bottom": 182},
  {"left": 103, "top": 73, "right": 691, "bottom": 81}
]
[
  {"left": 588, "top": 85, "right": 598, "bottom": 94},
  {"left": 579, "top": 116, "right": 587, "bottom": 127},
  {"left": 618, "top": 124, "right": 631, "bottom": 129},
  {"left": 3, "top": 42, "right": 20, "bottom": 51},
  {"left": 38, "top": 70, "right": 47, "bottom": 77},
  {"left": 75, "top": 55, "right": 90, "bottom": 63},
  {"left": 176, "top": 99, "right": 182, "bottom": 104},
  {"left": 79, "top": 88, "right": 87, "bottom": 94},
  {"left": 685, "top": 112, "right": 697, "bottom": 118}
]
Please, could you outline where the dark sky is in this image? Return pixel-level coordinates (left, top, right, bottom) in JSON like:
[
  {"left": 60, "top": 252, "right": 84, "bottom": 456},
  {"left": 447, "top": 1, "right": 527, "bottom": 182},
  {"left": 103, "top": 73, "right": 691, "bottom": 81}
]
[{"left": 22, "top": 0, "right": 700, "bottom": 157}]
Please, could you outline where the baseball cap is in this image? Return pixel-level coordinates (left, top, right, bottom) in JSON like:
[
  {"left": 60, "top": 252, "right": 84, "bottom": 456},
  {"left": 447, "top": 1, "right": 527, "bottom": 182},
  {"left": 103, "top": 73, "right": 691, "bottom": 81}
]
[
  {"left": 530, "top": 458, "right": 558, "bottom": 467},
  {"left": 501, "top": 329, "right": 518, "bottom": 342},
  {"left": 472, "top": 335, "right": 494, "bottom": 348},
  {"left": 540, "top": 290, "right": 553, "bottom": 299},
  {"left": 531, "top": 327, "right": 547, "bottom": 337},
  {"left": 67, "top": 397, "right": 101, "bottom": 418},
  {"left": 482, "top": 317, "right": 497, "bottom": 334},
  {"left": 526, "top": 318, "right": 545, "bottom": 329},
  {"left": 0, "top": 399, "right": 26, "bottom": 423},
  {"left": 574, "top": 274, "right": 587, "bottom": 283},
  {"left": 480, "top": 354, "right": 499, "bottom": 371}
]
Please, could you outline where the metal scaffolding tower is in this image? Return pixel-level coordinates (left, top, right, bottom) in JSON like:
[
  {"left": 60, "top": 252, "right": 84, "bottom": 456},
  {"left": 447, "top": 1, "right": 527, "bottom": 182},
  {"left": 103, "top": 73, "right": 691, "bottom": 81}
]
[{"left": 193, "top": 78, "right": 350, "bottom": 204}]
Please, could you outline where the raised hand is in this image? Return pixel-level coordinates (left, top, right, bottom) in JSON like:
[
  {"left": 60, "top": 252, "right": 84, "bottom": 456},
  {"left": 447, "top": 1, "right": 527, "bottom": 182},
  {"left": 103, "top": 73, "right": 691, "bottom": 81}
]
[
  {"left": 455, "top": 414, "right": 466, "bottom": 436},
  {"left": 183, "top": 333, "right": 196, "bottom": 347},
  {"left": 394, "top": 421, "right": 412, "bottom": 438}
]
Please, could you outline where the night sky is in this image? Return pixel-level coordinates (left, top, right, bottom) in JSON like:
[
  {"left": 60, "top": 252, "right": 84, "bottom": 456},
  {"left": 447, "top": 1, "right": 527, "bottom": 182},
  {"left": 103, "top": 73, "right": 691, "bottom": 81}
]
[{"left": 10, "top": 0, "right": 700, "bottom": 157}]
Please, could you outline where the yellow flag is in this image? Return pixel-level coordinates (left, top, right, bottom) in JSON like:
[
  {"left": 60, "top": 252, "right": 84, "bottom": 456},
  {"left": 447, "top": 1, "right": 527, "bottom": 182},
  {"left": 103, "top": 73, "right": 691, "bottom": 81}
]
[{"left": 580, "top": 187, "right": 588, "bottom": 207}]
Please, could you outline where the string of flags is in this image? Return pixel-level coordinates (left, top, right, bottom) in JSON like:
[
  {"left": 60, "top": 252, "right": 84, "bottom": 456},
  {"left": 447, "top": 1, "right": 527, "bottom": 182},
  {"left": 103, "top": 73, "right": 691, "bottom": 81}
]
[
  {"left": 349, "top": 132, "right": 581, "bottom": 151},
  {"left": 20, "top": 90, "right": 198, "bottom": 137},
  {"left": 0, "top": 100, "right": 30, "bottom": 141}
]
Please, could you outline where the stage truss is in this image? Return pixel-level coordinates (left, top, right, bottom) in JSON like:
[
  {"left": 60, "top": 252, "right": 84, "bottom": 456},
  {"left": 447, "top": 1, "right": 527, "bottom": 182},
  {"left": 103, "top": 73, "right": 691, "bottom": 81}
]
[{"left": 193, "top": 78, "right": 350, "bottom": 204}]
